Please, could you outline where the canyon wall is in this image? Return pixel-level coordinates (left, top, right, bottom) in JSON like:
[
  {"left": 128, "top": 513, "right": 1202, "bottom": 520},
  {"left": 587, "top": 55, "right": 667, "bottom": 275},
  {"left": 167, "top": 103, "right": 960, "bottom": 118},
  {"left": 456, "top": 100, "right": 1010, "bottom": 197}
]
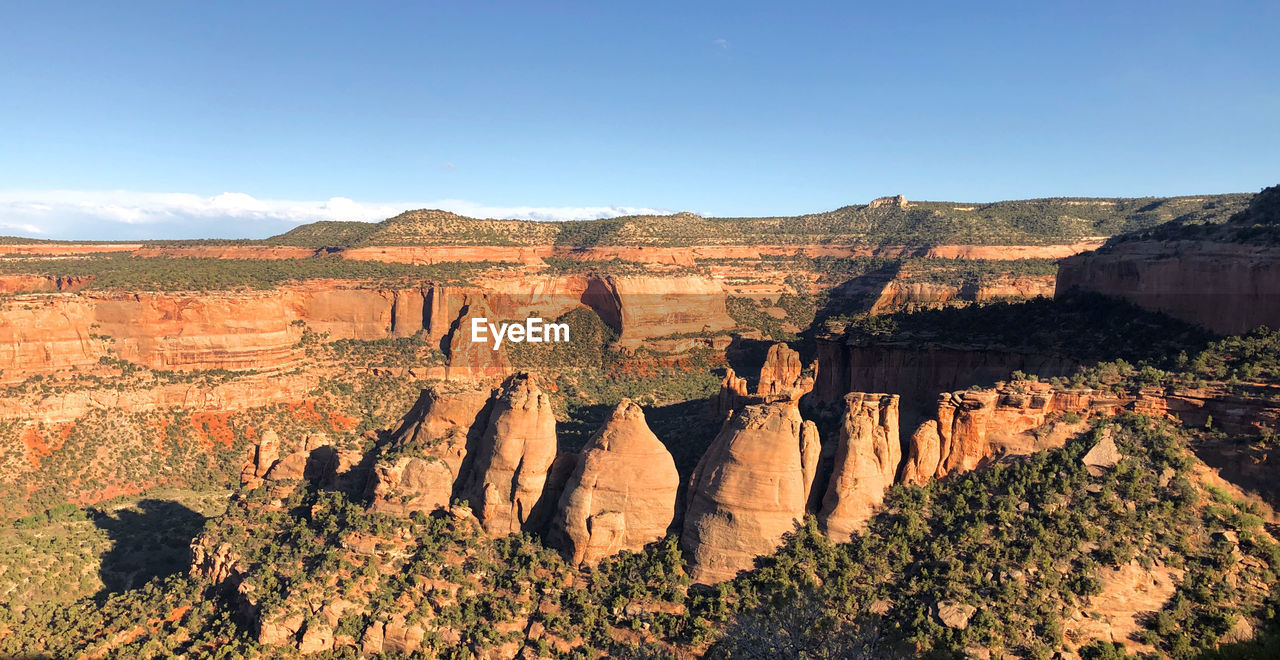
[
  {"left": 1056, "top": 241, "right": 1280, "bottom": 335},
  {"left": 0, "top": 273, "right": 738, "bottom": 385},
  {"left": 0, "top": 239, "right": 1099, "bottom": 267},
  {"left": 812, "top": 339, "right": 1079, "bottom": 417},
  {"left": 867, "top": 276, "right": 1055, "bottom": 314}
]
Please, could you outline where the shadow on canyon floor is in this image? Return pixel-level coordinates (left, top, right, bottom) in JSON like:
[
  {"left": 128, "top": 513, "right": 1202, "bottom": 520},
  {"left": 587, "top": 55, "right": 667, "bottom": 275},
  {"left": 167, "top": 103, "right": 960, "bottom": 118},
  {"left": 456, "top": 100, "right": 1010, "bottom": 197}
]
[
  {"left": 93, "top": 499, "right": 207, "bottom": 599},
  {"left": 1190, "top": 437, "right": 1280, "bottom": 513}
]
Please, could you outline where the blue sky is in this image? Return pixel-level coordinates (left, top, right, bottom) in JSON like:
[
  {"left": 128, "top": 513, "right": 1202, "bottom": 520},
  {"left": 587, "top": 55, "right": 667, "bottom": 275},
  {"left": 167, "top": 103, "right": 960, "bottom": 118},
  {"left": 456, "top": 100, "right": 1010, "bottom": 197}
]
[{"left": 1, "top": 1, "right": 1276, "bottom": 239}]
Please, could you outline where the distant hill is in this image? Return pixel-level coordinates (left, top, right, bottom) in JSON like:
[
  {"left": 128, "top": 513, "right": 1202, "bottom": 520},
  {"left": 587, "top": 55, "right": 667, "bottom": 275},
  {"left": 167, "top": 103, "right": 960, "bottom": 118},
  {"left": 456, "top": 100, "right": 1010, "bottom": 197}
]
[
  {"left": 261, "top": 220, "right": 380, "bottom": 248},
  {"left": 261, "top": 193, "right": 1250, "bottom": 248},
  {"left": 1105, "top": 184, "right": 1280, "bottom": 246}
]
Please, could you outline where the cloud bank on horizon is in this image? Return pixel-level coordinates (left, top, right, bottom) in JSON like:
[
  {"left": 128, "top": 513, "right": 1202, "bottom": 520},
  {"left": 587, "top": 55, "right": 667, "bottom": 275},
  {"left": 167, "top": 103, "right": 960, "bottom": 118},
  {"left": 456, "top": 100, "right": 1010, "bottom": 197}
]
[{"left": 0, "top": 190, "right": 674, "bottom": 241}]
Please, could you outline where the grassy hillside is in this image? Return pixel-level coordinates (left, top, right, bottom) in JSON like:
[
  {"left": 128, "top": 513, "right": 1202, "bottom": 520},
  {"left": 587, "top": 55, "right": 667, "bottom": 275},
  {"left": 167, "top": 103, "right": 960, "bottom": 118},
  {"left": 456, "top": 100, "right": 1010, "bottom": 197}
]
[
  {"left": 260, "top": 194, "right": 1248, "bottom": 248},
  {"left": 1108, "top": 185, "right": 1280, "bottom": 247},
  {"left": 0, "top": 253, "right": 501, "bottom": 290}
]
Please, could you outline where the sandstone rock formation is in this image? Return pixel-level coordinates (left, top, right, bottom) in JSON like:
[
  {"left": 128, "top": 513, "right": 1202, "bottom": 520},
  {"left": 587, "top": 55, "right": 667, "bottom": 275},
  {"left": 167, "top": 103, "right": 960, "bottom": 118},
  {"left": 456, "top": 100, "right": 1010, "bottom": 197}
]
[
  {"left": 384, "top": 384, "right": 493, "bottom": 483},
  {"left": 899, "top": 421, "right": 941, "bottom": 486},
  {"left": 461, "top": 373, "right": 559, "bottom": 536},
  {"left": 867, "top": 277, "right": 1056, "bottom": 315},
  {"left": 682, "top": 401, "right": 820, "bottom": 584},
  {"left": 898, "top": 382, "right": 1134, "bottom": 485},
  {"left": 263, "top": 445, "right": 337, "bottom": 483},
  {"left": 608, "top": 275, "right": 736, "bottom": 349},
  {"left": 867, "top": 194, "right": 910, "bottom": 210},
  {"left": 819, "top": 393, "right": 901, "bottom": 542},
  {"left": 812, "top": 338, "right": 1078, "bottom": 407},
  {"left": 713, "top": 367, "right": 750, "bottom": 419},
  {"left": 938, "top": 390, "right": 1000, "bottom": 477},
  {"left": 1057, "top": 186, "right": 1280, "bottom": 335},
  {"left": 240, "top": 429, "right": 281, "bottom": 487},
  {"left": 1057, "top": 241, "right": 1280, "bottom": 336},
  {"left": 367, "top": 457, "right": 455, "bottom": 516},
  {"left": 713, "top": 342, "right": 816, "bottom": 420},
  {"left": 1082, "top": 427, "right": 1122, "bottom": 475},
  {"left": 935, "top": 601, "right": 977, "bottom": 629},
  {"left": 552, "top": 400, "right": 679, "bottom": 566},
  {"left": 755, "top": 343, "right": 804, "bottom": 398}
]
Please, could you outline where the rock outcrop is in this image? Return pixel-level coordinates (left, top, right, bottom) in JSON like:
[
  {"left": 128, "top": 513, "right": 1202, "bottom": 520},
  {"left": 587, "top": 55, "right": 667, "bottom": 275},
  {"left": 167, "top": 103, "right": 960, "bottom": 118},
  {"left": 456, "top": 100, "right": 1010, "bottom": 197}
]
[
  {"left": 367, "top": 457, "right": 455, "bottom": 516},
  {"left": 552, "top": 400, "right": 680, "bottom": 566},
  {"left": 383, "top": 384, "right": 493, "bottom": 483},
  {"left": 1082, "top": 428, "right": 1122, "bottom": 475},
  {"left": 818, "top": 393, "right": 901, "bottom": 543},
  {"left": 867, "top": 194, "right": 910, "bottom": 210},
  {"left": 900, "top": 383, "right": 1133, "bottom": 485},
  {"left": 239, "top": 430, "right": 281, "bottom": 488},
  {"left": 682, "top": 401, "right": 820, "bottom": 584},
  {"left": 755, "top": 343, "right": 804, "bottom": 398},
  {"left": 461, "top": 373, "right": 559, "bottom": 536},
  {"left": 712, "top": 342, "right": 816, "bottom": 419},
  {"left": 713, "top": 367, "right": 750, "bottom": 418},
  {"left": 867, "top": 277, "right": 1056, "bottom": 315}
]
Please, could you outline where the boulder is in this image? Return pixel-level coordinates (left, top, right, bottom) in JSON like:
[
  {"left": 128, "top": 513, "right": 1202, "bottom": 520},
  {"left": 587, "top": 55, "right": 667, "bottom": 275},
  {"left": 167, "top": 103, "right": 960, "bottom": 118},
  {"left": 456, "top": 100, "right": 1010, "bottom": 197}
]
[
  {"left": 935, "top": 601, "right": 977, "bottom": 629},
  {"left": 553, "top": 400, "right": 680, "bottom": 566},
  {"left": 819, "top": 393, "right": 901, "bottom": 542},
  {"left": 1082, "top": 427, "right": 1122, "bottom": 475}
]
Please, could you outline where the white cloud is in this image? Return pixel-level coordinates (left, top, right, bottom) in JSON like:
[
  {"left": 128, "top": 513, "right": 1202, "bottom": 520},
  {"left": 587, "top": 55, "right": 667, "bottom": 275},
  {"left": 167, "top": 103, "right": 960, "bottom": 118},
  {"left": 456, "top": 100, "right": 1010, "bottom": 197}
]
[
  {"left": 713, "top": 38, "right": 728, "bottom": 49},
  {"left": 0, "top": 190, "right": 673, "bottom": 240}
]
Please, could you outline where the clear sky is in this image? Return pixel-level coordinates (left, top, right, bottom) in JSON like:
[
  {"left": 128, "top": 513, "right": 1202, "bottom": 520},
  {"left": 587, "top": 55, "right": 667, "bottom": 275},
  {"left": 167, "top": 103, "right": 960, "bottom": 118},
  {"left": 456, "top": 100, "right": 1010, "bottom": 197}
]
[{"left": 1, "top": 1, "right": 1276, "bottom": 239}]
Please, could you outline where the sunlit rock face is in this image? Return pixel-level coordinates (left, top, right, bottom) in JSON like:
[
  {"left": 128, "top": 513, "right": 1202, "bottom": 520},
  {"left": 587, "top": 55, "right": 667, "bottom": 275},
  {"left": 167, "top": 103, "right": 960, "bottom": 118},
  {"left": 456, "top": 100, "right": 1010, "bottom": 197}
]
[
  {"left": 552, "top": 399, "right": 680, "bottom": 566},
  {"left": 682, "top": 400, "right": 819, "bottom": 584}
]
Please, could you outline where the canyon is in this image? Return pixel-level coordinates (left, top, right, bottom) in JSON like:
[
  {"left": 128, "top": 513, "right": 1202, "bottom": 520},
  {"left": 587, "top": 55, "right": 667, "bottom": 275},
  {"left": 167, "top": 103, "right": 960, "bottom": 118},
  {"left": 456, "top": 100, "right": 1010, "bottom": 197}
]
[
  {"left": 214, "top": 342, "right": 1280, "bottom": 600},
  {"left": 6, "top": 188, "right": 1280, "bottom": 659}
]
